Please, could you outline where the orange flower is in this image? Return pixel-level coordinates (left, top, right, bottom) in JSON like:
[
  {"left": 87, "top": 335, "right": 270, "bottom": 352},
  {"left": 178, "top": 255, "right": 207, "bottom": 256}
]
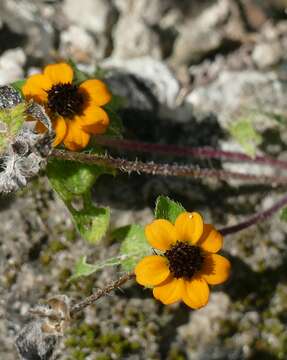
[
  {"left": 22, "top": 63, "right": 111, "bottom": 151},
  {"left": 135, "top": 212, "right": 231, "bottom": 309}
]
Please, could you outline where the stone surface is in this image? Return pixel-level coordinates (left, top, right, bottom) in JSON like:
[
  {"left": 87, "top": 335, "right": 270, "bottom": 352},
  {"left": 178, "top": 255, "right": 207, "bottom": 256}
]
[
  {"left": 171, "top": 0, "right": 244, "bottom": 66},
  {"left": 103, "top": 57, "right": 180, "bottom": 108},
  {"left": 252, "top": 42, "right": 282, "bottom": 69},
  {"left": 62, "top": 0, "right": 117, "bottom": 35},
  {"left": 59, "top": 26, "right": 98, "bottom": 63},
  {"left": 1, "top": 1, "right": 287, "bottom": 359},
  {"left": 186, "top": 69, "right": 287, "bottom": 127},
  {"left": 0, "top": 49, "right": 25, "bottom": 85}
]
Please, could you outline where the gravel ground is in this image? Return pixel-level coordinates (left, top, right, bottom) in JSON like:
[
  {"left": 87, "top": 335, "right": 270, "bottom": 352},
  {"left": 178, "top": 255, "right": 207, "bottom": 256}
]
[{"left": 1, "top": 1, "right": 287, "bottom": 359}]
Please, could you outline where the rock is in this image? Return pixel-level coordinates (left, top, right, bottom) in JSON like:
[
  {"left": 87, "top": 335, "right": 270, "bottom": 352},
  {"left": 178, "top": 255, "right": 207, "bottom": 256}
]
[
  {"left": 114, "top": 0, "right": 167, "bottom": 26},
  {"left": 252, "top": 41, "right": 282, "bottom": 69},
  {"left": 59, "top": 26, "right": 98, "bottom": 63},
  {"left": 0, "top": 0, "right": 56, "bottom": 61},
  {"left": 103, "top": 56, "right": 180, "bottom": 108},
  {"left": 62, "top": 0, "right": 117, "bottom": 35},
  {"left": 0, "top": 48, "right": 25, "bottom": 85},
  {"left": 179, "top": 293, "right": 233, "bottom": 358},
  {"left": 186, "top": 69, "right": 287, "bottom": 127},
  {"left": 171, "top": 0, "right": 244, "bottom": 66},
  {"left": 111, "top": 16, "right": 162, "bottom": 60}
]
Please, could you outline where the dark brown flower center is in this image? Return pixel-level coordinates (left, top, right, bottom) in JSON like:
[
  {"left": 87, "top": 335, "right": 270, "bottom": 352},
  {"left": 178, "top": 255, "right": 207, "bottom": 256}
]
[
  {"left": 47, "top": 83, "right": 84, "bottom": 118},
  {"left": 165, "top": 241, "right": 204, "bottom": 280}
]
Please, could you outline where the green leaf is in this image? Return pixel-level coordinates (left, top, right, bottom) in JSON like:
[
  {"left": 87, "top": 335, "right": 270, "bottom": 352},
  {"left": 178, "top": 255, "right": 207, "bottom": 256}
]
[
  {"left": 229, "top": 118, "right": 262, "bottom": 158},
  {"left": 47, "top": 158, "right": 112, "bottom": 243},
  {"left": 155, "top": 196, "right": 185, "bottom": 224},
  {"left": 47, "top": 159, "right": 101, "bottom": 201},
  {"left": 72, "top": 206, "right": 110, "bottom": 244},
  {"left": 72, "top": 224, "right": 152, "bottom": 280},
  {"left": 117, "top": 224, "right": 152, "bottom": 272},
  {"left": 71, "top": 255, "right": 124, "bottom": 280},
  {"left": 280, "top": 207, "right": 287, "bottom": 222},
  {"left": 11, "top": 80, "right": 26, "bottom": 94},
  {"left": 68, "top": 59, "right": 89, "bottom": 85},
  {"left": 0, "top": 103, "right": 26, "bottom": 153},
  {"left": 104, "top": 105, "right": 124, "bottom": 138}
]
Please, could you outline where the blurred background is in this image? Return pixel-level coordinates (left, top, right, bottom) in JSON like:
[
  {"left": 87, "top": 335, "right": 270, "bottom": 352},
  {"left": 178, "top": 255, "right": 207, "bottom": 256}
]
[{"left": 1, "top": 0, "right": 287, "bottom": 359}]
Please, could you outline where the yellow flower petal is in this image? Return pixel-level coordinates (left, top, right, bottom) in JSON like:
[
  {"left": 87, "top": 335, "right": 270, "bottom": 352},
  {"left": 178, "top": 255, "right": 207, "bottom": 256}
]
[
  {"left": 174, "top": 212, "right": 204, "bottom": 244},
  {"left": 79, "top": 105, "right": 109, "bottom": 134},
  {"left": 153, "top": 277, "right": 185, "bottom": 305},
  {"left": 80, "top": 79, "right": 112, "bottom": 106},
  {"left": 200, "top": 254, "right": 231, "bottom": 285},
  {"left": 145, "top": 219, "right": 177, "bottom": 251},
  {"left": 135, "top": 255, "right": 170, "bottom": 286},
  {"left": 53, "top": 116, "right": 67, "bottom": 147},
  {"left": 198, "top": 224, "right": 223, "bottom": 253},
  {"left": 183, "top": 276, "right": 209, "bottom": 309},
  {"left": 63, "top": 119, "right": 90, "bottom": 151},
  {"left": 44, "top": 63, "right": 73, "bottom": 85},
  {"left": 22, "top": 73, "right": 52, "bottom": 102}
]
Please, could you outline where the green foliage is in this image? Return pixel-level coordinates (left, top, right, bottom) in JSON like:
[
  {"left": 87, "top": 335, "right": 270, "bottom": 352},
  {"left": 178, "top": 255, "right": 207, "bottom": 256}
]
[
  {"left": 11, "top": 80, "right": 26, "bottom": 94},
  {"left": 280, "top": 207, "right": 287, "bottom": 222},
  {"left": 117, "top": 224, "right": 152, "bottom": 272},
  {"left": 71, "top": 224, "right": 152, "bottom": 279},
  {"left": 68, "top": 59, "right": 89, "bottom": 84},
  {"left": 0, "top": 103, "right": 26, "bottom": 153},
  {"left": 104, "top": 103, "right": 124, "bottom": 138},
  {"left": 47, "top": 159, "right": 112, "bottom": 243},
  {"left": 155, "top": 195, "right": 185, "bottom": 224},
  {"left": 229, "top": 118, "right": 262, "bottom": 158},
  {"left": 71, "top": 255, "right": 124, "bottom": 280},
  {"left": 71, "top": 206, "right": 110, "bottom": 244}
]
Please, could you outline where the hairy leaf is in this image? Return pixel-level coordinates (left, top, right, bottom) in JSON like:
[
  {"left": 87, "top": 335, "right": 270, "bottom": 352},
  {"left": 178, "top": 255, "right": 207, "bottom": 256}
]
[
  {"left": 71, "top": 255, "right": 124, "bottom": 280},
  {"left": 47, "top": 159, "right": 111, "bottom": 243},
  {"left": 155, "top": 195, "right": 185, "bottom": 224},
  {"left": 0, "top": 103, "right": 26, "bottom": 153},
  {"left": 117, "top": 224, "right": 152, "bottom": 272},
  {"left": 229, "top": 118, "right": 262, "bottom": 158}
]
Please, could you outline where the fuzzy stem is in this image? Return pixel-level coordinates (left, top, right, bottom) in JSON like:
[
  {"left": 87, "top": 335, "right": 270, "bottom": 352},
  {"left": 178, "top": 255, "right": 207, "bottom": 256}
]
[
  {"left": 220, "top": 193, "right": 287, "bottom": 235},
  {"left": 95, "top": 136, "right": 287, "bottom": 170},
  {"left": 71, "top": 273, "right": 135, "bottom": 316},
  {"left": 50, "top": 150, "right": 287, "bottom": 185}
]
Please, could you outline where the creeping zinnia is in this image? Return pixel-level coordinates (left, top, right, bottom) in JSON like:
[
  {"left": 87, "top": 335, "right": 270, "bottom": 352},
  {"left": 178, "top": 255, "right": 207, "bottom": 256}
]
[
  {"left": 135, "top": 212, "right": 231, "bottom": 309},
  {"left": 23, "top": 63, "right": 111, "bottom": 151}
]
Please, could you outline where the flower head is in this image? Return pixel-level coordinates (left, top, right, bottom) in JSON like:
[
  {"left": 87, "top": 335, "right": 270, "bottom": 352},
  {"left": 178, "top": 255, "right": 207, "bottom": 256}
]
[
  {"left": 23, "top": 63, "right": 112, "bottom": 151},
  {"left": 135, "top": 212, "right": 231, "bottom": 309}
]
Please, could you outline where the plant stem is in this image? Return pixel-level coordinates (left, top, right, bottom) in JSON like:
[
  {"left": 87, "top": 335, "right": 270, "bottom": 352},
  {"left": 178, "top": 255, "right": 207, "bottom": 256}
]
[
  {"left": 51, "top": 150, "right": 287, "bottom": 185},
  {"left": 71, "top": 273, "right": 135, "bottom": 316},
  {"left": 95, "top": 136, "right": 287, "bottom": 170},
  {"left": 220, "top": 193, "right": 287, "bottom": 235}
]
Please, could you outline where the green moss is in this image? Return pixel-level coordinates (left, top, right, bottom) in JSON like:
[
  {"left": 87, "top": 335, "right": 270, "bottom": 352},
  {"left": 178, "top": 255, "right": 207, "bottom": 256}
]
[
  {"left": 168, "top": 347, "right": 187, "bottom": 360},
  {"left": 65, "top": 322, "right": 144, "bottom": 359}
]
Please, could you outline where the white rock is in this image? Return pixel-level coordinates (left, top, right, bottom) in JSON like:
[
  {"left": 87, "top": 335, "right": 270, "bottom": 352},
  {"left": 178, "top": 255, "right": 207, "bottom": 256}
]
[
  {"left": 0, "top": 48, "right": 26, "bottom": 86},
  {"left": 252, "top": 42, "right": 282, "bottom": 69},
  {"left": 186, "top": 70, "right": 287, "bottom": 127},
  {"left": 59, "top": 25, "right": 98, "bottom": 63},
  {"left": 179, "top": 292, "right": 231, "bottom": 345},
  {"left": 111, "top": 16, "right": 161, "bottom": 60},
  {"left": 171, "top": 0, "right": 234, "bottom": 65},
  {"left": 102, "top": 56, "right": 180, "bottom": 108},
  {"left": 62, "top": 0, "right": 115, "bottom": 34},
  {"left": 114, "top": 0, "right": 165, "bottom": 25}
]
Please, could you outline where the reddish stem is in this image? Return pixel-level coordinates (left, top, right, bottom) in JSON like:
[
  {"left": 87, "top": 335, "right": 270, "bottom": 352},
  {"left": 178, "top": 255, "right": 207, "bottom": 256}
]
[
  {"left": 50, "top": 149, "right": 287, "bottom": 186},
  {"left": 95, "top": 137, "right": 287, "bottom": 170},
  {"left": 220, "top": 193, "right": 287, "bottom": 235}
]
